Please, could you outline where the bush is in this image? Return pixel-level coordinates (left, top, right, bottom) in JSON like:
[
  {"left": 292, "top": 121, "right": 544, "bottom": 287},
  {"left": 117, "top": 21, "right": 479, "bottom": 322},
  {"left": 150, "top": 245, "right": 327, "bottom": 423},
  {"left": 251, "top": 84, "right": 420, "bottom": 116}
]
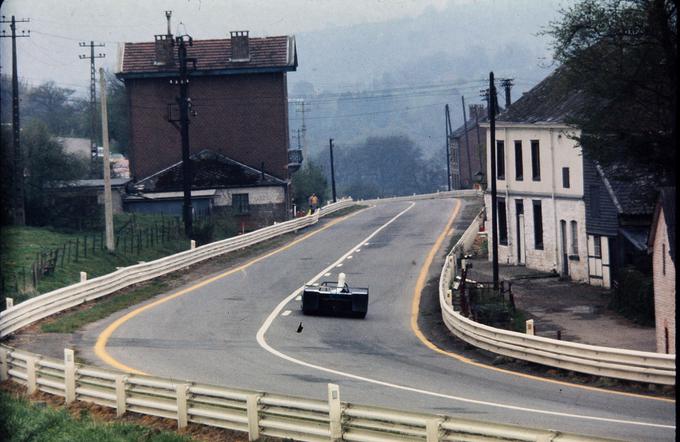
[{"left": 609, "top": 266, "right": 655, "bottom": 325}]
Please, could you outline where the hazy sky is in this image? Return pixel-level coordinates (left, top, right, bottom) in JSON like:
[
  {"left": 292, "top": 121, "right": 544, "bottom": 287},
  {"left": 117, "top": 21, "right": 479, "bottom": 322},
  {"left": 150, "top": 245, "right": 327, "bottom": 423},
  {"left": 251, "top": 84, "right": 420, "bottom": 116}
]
[{"left": 0, "top": 0, "right": 567, "bottom": 94}]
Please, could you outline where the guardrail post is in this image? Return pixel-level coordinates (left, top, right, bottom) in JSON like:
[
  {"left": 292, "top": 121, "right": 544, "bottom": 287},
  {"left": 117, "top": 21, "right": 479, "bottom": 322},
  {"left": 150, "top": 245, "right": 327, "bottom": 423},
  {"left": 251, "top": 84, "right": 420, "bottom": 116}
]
[
  {"left": 0, "top": 348, "right": 8, "bottom": 381},
  {"left": 26, "top": 356, "right": 38, "bottom": 394},
  {"left": 176, "top": 383, "right": 190, "bottom": 428},
  {"left": 425, "top": 419, "right": 441, "bottom": 442},
  {"left": 80, "top": 271, "right": 87, "bottom": 283},
  {"left": 328, "top": 383, "right": 342, "bottom": 441},
  {"left": 190, "top": 240, "right": 196, "bottom": 249},
  {"left": 246, "top": 394, "right": 260, "bottom": 441},
  {"left": 525, "top": 319, "right": 535, "bottom": 335},
  {"left": 115, "top": 375, "right": 127, "bottom": 417},
  {"left": 64, "top": 349, "right": 76, "bottom": 404},
  {"left": 5, "top": 297, "right": 13, "bottom": 309}
]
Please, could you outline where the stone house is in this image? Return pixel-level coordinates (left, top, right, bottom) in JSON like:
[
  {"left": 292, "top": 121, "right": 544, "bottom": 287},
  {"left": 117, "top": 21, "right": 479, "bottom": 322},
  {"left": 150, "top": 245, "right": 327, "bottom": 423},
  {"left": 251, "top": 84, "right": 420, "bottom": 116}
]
[{"left": 648, "top": 187, "right": 675, "bottom": 354}]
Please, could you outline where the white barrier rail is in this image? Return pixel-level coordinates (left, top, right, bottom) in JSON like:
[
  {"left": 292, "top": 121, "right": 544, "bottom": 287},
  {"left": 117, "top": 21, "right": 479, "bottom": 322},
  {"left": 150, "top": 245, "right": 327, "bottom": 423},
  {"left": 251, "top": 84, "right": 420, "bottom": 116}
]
[
  {"left": 0, "top": 346, "right": 619, "bottom": 441},
  {"left": 439, "top": 209, "right": 676, "bottom": 385},
  {"left": 358, "top": 189, "right": 481, "bottom": 205}
]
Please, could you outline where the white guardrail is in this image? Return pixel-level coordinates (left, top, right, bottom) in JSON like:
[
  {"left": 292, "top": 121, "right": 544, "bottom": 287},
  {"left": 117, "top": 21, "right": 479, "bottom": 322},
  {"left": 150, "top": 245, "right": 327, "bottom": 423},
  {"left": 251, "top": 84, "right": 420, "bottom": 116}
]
[
  {"left": 0, "top": 193, "right": 630, "bottom": 441},
  {"left": 0, "top": 346, "right": 617, "bottom": 441},
  {"left": 439, "top": 209, "right": 676, "bottom": 386}
]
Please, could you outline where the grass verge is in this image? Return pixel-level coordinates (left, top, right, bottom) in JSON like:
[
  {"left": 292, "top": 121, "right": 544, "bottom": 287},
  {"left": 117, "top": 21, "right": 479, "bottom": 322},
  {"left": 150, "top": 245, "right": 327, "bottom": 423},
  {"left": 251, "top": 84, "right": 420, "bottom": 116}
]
[
  {"left": 0, "top": 389, "right": 191, "bottom": 442},
  {"left": 322, "top": 204, "right": 364, "bottom": 218},
  {"left": 40, "top": 281, "right": 169, "bottom": 333}
]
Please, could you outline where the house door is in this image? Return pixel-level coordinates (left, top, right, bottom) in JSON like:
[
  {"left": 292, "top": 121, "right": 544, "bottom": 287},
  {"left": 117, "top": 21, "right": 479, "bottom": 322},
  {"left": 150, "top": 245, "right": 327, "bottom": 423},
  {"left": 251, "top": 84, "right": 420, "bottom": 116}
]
[
  {"left": 515, "top": 200, "right": 525, "bottom": 265},
  {"left": 560, "top": 220, "right": 568, "bottom": 276}
]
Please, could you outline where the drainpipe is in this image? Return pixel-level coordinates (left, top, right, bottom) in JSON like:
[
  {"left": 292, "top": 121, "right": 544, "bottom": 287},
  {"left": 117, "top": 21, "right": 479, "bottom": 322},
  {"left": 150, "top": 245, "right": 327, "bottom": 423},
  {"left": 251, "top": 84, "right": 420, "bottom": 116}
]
[{"left": 550, "top": 128, "right": 559, "bottom": 272}]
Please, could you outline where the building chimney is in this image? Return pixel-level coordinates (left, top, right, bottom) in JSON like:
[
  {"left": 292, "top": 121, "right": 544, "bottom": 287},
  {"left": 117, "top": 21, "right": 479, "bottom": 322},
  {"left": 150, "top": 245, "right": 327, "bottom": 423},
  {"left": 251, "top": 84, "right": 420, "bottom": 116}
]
[
  {"left": 153, "top": 11, "right": 174, "bottom": 66},
  {"left": 229, "top": 31, "right": 250, "bottom": 62},
  {"left": 469, "top": 104, "right": 485, "bottom": 122}
]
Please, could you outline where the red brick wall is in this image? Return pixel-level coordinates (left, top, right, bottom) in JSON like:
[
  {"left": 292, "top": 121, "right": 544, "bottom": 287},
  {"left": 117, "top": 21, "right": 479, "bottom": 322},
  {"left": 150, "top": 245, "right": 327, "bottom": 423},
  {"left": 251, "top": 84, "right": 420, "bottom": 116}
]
[
  {"left": 458, "top": 123, "right": 486, "bottom": 189},
  {"left": 126, "top": 72, "right": 290, "bottom": 181},
  {"left": 652, "top": 210, "right": 675, "bottom": 354}
]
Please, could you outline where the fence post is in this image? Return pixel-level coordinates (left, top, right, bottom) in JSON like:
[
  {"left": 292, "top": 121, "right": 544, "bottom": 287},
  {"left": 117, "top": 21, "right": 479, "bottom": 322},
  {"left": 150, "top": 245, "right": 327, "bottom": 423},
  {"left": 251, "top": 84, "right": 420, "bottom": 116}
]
[
  {"left": 0, "top": 348, "right": 8, "bottom": 381},
  {"left": 526, "top": 319, "right": 535, "bottom": 335},
  {"left": 425, "top": 419, "right": 441, "bottom": 442},
  {"left": 75, "top": 238, "right": 79, "bottom": 261},
  {"left": 190, "top": 240, "right": 196, "bottom": 249},
  {"left": 328, "top": 383, "right": 342, "bottom": 441},
  {"left": 246, "top": 394, "right": 260, "bottom": 441},
  {"left": 80, "top": 272, "right": 87, "bottom": 283},
  {"left": 64, "top": 349, "right": 76, "bottom": 404},
  {"left": 115, "top": 375, "right": 127, "bottom": 417},
  {"left": 83, "top": 236, "right": 88, "bottom": 258},
  {"left": 176, "top": 383, "right": 190, "bottom": 428},
  {"left": 5, "top": 297, "right": 13, "bottom": 310},
  {"left": 26, "top": 356, "right": 38, "bottom": 394}
]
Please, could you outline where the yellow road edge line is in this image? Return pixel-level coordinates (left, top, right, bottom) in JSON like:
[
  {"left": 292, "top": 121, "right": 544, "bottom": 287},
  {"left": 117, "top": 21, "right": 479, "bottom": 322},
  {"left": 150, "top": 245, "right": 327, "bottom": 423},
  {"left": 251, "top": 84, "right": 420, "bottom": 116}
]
[
  {"left": 94, "top": 209, "right": 367, "bottom": 374},
  {"left": 410, "top": 200, "right": 675, "bottom": 404}
]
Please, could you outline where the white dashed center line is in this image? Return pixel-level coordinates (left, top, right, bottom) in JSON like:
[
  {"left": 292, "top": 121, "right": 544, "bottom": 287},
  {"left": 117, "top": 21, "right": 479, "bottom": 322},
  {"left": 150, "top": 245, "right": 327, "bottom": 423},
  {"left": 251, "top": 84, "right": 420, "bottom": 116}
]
[
  {"left": 324, "top": 272, "right": 331, "bottom": 277},
  {"left": 336, "top": 263, "right": 343, "bottom": 267},
  {"left": 295, "top": 296, "right": 302, "bottom": 301},
  {"left": 281, "top": 310, "right": 292, "bottom": 317}
]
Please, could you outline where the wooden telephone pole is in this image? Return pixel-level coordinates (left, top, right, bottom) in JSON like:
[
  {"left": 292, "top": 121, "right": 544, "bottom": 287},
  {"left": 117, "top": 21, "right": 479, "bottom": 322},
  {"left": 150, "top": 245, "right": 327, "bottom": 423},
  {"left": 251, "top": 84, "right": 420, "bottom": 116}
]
[{"left": 99, "top": 68, "right": 115, "bottom": 251}]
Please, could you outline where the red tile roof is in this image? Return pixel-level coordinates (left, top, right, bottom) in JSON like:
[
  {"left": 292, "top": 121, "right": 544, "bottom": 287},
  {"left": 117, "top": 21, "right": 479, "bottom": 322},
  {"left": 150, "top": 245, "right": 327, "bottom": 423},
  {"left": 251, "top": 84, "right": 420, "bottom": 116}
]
[{"left": 119, "top": 35, "right": 296, "bottom": 77}]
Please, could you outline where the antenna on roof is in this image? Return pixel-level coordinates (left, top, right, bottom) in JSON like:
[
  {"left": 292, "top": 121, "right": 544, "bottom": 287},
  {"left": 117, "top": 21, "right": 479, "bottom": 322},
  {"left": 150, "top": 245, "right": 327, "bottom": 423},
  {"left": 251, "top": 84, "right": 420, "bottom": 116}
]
[{"left": 165, "top": 11, "right": 172, "bottom": 36}]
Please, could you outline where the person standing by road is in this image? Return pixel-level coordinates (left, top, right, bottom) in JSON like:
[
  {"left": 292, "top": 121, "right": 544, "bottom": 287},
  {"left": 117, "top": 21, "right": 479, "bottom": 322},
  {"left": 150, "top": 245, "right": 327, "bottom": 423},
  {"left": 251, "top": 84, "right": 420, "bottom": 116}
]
[{"left": 309, "top": 193, "right": 319, "bottom": 213}]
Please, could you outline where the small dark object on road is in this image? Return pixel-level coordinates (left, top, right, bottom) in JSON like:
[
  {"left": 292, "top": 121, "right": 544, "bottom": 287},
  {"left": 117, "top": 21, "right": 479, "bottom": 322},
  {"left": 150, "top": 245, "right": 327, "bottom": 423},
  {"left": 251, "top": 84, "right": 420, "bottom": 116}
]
[
  {"left": 302, "top": 273, "right": 368, "bottom": 318},
  {"left": 297, "top": 322, "right": 303, "bottom": 333}
]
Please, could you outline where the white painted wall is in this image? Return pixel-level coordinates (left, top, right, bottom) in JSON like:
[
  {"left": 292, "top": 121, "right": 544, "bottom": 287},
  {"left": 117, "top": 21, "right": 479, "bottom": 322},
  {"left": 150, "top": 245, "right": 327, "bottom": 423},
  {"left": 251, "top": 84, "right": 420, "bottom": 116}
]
[
  {"left": 214, "top": 187, "right": 285, "bottom": 206},
  {"left": 483, "top": 124, "right": 590, "bottom": 283}
]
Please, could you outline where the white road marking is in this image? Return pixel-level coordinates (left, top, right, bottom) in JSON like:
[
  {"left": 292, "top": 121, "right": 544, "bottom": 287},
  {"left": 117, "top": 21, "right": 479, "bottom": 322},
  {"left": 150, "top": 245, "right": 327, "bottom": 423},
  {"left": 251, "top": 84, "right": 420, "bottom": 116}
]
[
  {"left": 295, "top": 296, "right": 302, "bottom": 301},
  {"left": 336, "top": 263, "right": 343, "bottom": 267},
  {"left": 347, "top": 256, "right": 353, "bottom": 259},
  {"left": 281, "top": 310, "right": 292, "bottom": 317},
  {"left": 363, "top": 242, "right": 370, "bottom": 246},
  {"left": 324, "top": 272, "right": 331, "bottom": 277},
  {"left": 312, "top": 282, "right": 319, "bottom": 286},
  {"left": 355, "top": 249, "right": 361, "bottom": 253},
  {"left": 256, "top": 202, "right": 674, "bottom": 431}
]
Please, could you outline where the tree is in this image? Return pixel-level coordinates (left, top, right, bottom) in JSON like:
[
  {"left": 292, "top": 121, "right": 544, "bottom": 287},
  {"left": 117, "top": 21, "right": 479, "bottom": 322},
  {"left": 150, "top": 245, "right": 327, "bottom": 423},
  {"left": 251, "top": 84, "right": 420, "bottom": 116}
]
[
  {"left": 291, "top": 161, "right": 328, "bottom": 212},
  {"left": 104, "top": 70, "right": 130, "bottom": 153},
  {"left": 545, "top": 0, "right": 677, "bottom": 183},
  {"left": 21, "top": 120, "right": 89, "bottom": 225},
  {"left": 24, "top": 81, "right": 85, "bottom": 136},
  {"left": 333, "top": 135, "right": 444, "bottom": 199}
]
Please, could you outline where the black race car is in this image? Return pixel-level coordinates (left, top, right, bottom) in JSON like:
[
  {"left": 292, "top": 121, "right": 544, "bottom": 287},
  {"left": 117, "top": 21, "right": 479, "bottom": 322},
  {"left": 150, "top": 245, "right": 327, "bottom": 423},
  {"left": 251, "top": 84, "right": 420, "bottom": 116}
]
[{"left": 301, "top": 273, "right": 368, "bottom": 318}]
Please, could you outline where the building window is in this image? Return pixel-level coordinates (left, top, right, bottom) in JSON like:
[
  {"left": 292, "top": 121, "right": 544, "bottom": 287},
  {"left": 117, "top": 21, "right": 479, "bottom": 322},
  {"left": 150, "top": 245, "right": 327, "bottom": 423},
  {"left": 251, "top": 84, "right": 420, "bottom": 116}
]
[
  {"left": 232, "top": 193, "right": 250, "bottom": 214},
  {"left": 590, "top": 185, "right": 600, "bottom": 216},
  {"left": 570, "top": 221, "right": 578, "bottom": 255},
  {"left": 496, "top": 140, "right": 505, "bottom": 180},
  {"left": 562, "top": 167, "right": 570, "bottom": 188},
  {"left": 531, "top": 140, "right": 540, "bottom": 181},
  {"left": 498, "top": 198, "right": 508, "bottom": 245},
  {"left": 532, "top": 200, "right": 543, "bottom": 250},
  {"left": 514, "top": 141, "right": 523, "bottom": 181},
  {"left": 593, "top": 235, "right": 602, "bottom": 258},
  {"left": 662, "top": 243, "right": 666, "bottom": 275}
]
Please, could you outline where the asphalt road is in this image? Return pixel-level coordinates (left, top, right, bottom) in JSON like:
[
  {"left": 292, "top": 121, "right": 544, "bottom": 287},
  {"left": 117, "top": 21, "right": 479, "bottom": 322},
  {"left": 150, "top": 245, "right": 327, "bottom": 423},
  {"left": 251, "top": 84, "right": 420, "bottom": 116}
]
[{"left": 78, "top": 198, "right": 676, "bottom": 441}]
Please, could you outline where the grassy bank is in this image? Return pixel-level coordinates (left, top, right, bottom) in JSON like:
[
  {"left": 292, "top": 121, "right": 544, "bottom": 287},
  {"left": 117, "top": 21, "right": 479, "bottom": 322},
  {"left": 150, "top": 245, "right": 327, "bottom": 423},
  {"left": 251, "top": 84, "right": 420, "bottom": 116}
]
[{"left": 0, "top": 389, "right": 191, "bottom": 442}]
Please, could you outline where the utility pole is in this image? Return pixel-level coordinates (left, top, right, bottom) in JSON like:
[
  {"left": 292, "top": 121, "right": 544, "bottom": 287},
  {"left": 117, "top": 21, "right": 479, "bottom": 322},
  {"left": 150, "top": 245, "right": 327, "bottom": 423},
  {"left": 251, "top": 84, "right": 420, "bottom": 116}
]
[
  {"left": 461, "top": 96, "right": 473, "bottom": 187},
  {"left": 298, "top": 100, "right": 307, "bottom": 161},
  {"left": 444, "top": 104, "right": 452, "bottom": 191},
  {"left": 329, "top": 138, "right": 337, "bottom": 203},
  {"left": 500, "top": 78, "right": 514, "bottom": 109},
  {"left": 98, "top": 68, "right": 114, "bottom": 251},
  {"left": 175, "top": 34, "right": 196, "bottom": 237},
  {"left": 1, "top": 15, "right": 30, "bottom": 226},
  {"left": 79, "top": 41, "right": 105, "bottom": 177},
  {"left": 488, "top": 72, "right": 499, "bottom": 290}
]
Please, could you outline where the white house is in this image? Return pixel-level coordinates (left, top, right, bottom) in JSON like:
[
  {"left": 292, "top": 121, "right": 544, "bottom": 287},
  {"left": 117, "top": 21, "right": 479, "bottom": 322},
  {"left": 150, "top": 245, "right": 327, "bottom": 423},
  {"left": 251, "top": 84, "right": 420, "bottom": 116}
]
[{"left": 480, "top": 69, "right": 656, "bottom": 288}]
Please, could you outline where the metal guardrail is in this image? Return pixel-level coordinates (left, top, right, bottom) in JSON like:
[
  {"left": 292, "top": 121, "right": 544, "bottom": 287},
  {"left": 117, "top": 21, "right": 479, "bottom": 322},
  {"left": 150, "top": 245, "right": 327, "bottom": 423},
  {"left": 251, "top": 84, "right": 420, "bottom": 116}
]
[
  {"left": 439, "top": 209, "right": 676, "bottom": 385},
  {"left": 358, "top": 189, "right": 481, "bottom": 205},
  {"left": 0, "top": 345, "right": 618, "bottom": 441}
]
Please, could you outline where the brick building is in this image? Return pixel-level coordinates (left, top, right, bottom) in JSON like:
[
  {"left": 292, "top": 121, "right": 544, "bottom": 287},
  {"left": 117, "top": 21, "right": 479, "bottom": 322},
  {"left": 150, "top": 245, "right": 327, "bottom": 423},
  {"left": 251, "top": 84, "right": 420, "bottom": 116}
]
[
  {"left": 116, "top": 23, "right": 298, "bottom": 223},
  {"left": 648, "top": 187, "right": 675, "bottom": 354},
  {"left": 449, "top": 104, "right": 486, "bottom": 190}
]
